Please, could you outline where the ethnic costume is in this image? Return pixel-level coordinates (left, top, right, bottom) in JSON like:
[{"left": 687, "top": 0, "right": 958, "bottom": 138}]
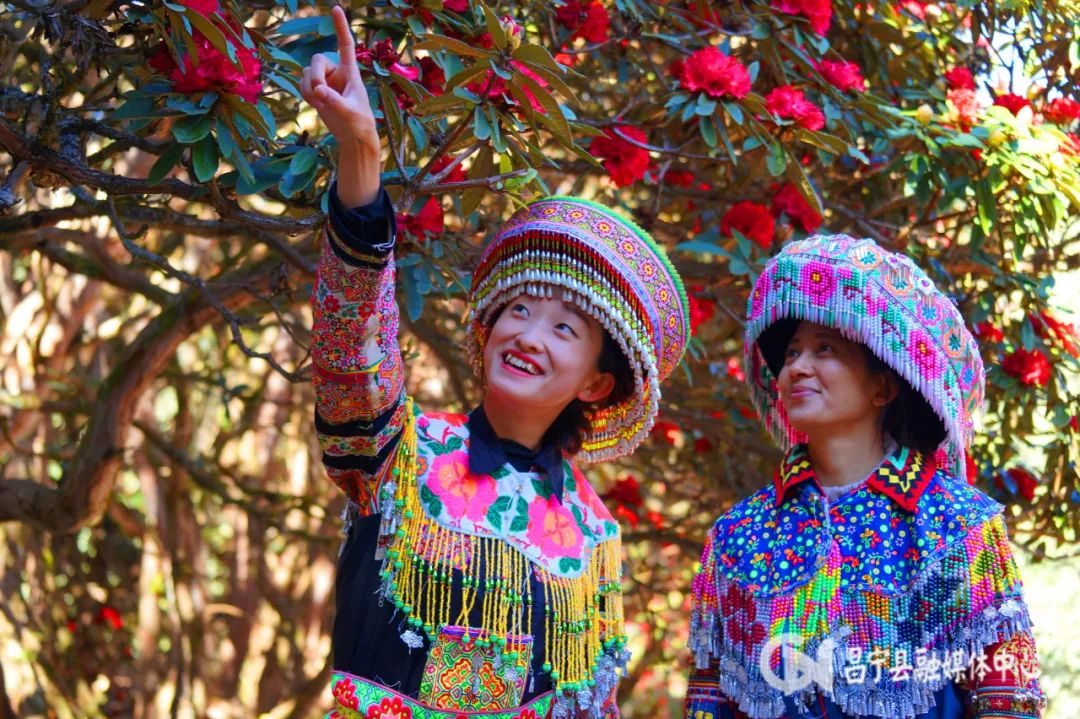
[
  {"left": 312, "top": 190, "right": 688, "bottom": 718},
  {"left": 685, "top": 236, "right": 1044, "bottom": 719}
]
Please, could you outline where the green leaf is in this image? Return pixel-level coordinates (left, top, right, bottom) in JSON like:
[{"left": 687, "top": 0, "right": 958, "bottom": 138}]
[
  {"left": 414, "top": 93, "right": 471, "bottom": 117},
  {"left": 462, "top": 145, "right": 493, "bottom": 216},
  {"left": 767, "top": 143, "right": 787, "bottom": 176},
  {"left": 147, "top": 144, "right": 185, "bottom": 184},
  {"left": 184, "top": 9, "right": 234, "bottom": 63},
  {"left": 172, "top": 114, "right": 212, "bottom": 143},
  {"left": 516, "top": 71, "right": 571, "bottom": 143},
  {"left": 695, "top": 94, "right": 717, "bottom": 116},
  {"left": 192, "top": 135, "right": 218, "bottom": 182},
  {"left": 699, "top": 116, "right": 717, "bottom": 148},
  {"left": 255, "top": 101, "right": 277, "bottom": 137},
  {"left": 415, "top": 34, "right": 493, "bottom": 58},
  {"left": 472, "top": 105, "right": 492, "bottom": 140},
  {"left": 289, "top": 147, "right": 317, "bottom": 176},
  {"left": 512, "top": 44, "right": 560, "bottom": 71},
  {"left": 113, "top": 96, "right": 157, "bottom": 121},
  {"left": 276, "top": 16, "right": 334, "bottom": 36},
  {"left": 446, "top": 62, "right": 490, "bottom": 90},
  {"left": 481, "top": 2, "right": 507, "bottom": 49},
  {"left": 724, "top": 101, "right": 744, "bottom": 125},
  {"left": 509, "top": 513, "right": 530, "bottom": 533}
]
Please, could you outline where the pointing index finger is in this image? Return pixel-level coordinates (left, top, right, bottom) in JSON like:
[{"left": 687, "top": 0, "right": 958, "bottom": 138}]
[{"left": 331, "top": 6, "right": 358, "bottom": 76}]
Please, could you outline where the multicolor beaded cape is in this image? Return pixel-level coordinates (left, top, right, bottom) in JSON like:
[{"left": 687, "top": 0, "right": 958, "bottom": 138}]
[
  {"left": 743, "top": 234, "right": 985, "bottom": 482},
  {"left": 687, "top": 446, "right": 1043, "bottom": 719},
  {"left": 466, "top": 197, "right": 690, "bottom": 463},
  {"left": 374, "top": 405, "right": 629, "bottom": 718}
]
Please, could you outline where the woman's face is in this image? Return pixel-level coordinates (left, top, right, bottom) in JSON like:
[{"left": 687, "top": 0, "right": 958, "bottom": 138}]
[
  {"left": 777, "top": 321, "right": 892, "bottom": 438},
  {"left": 482, "top": 292, "right": 615, "bottom": 415}
]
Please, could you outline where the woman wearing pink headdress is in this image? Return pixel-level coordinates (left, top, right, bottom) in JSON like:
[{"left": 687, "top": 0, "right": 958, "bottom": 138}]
[
  {"left": 300, "top": 9, "right": 690, "bottom": 718},
  {"left": 685, "top": 237, "right": 1045, "bottom": 719}
]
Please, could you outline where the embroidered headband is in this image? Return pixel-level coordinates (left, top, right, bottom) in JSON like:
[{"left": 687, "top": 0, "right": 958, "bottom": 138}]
[
  {"left": 743, "top": 234, "right": 985, "bottom": 482},
  {"left": 466, "top": 196, "right": 690, "bottom": 462}
]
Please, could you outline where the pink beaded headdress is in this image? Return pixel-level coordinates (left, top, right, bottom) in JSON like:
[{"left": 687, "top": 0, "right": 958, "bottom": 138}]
[
  {"left": 466, "top": 196, "right": 690, "bottom": 463},
  {"left": 743, "top": 234, "right": 985, "bottom": 482}
]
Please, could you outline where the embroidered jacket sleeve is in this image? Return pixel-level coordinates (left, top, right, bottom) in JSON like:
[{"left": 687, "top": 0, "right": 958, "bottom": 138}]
[
  {"left": 958, "top": 518, "right": 1045, "bottom": 719},
  {"left": 312, "top": 184, "right": 408, "bottom": 515}
]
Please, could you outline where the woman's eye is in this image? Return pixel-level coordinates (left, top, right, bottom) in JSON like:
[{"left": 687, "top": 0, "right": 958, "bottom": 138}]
[
  {"left": 511, "top": 303, "right": 528, "bottom": 315},
  {"left": 556, "top": 322, "right": 578, "bottom": 337}
]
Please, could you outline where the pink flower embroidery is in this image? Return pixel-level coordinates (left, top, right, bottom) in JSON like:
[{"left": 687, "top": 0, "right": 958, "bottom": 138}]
[
  {"left": 332, "top": 678, "right": 360, "bottom": 710},
  {"left": 800, "top": 261, "right": 836, "bottom": 304},
  {"left": 366, "top": 696, "right": 413, "bottom": 719},
  {"left": 908, "top": 328, "right": 943, "bottom": 379},
  {"left": 427, "top": 451, "right": 497, "bottom": 522},
  {"left": 527, "top": 495, "right": 584, "bottom": 559}
]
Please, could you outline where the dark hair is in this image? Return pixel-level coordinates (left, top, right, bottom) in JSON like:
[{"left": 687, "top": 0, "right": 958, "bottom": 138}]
[
  {"left": 860, "top": 347, "right": 946, "bottom": 455},
  {"left": 543, "top": 330, "right": 635, "bottom": 455},
  {"left": 758, "top": 318, "right": 946, "bottom": 454}
]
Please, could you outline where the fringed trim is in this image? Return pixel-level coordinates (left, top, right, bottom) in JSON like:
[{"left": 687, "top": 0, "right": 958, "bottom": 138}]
[{"left": 688, "top": 515, "right": 1033, "bottom": 719}]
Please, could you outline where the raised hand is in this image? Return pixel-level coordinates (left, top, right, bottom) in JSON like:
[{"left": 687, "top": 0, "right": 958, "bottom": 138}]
[{"left": 300, "top": 5, "right": 381, "bottom": 207}]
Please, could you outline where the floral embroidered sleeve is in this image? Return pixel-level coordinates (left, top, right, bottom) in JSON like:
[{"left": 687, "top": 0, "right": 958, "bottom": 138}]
[{"left": 312, "top": 184, "right": 408, "bottom": 516}]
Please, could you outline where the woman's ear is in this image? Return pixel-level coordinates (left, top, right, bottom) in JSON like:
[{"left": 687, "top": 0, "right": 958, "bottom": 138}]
[
  {"left": 578, "top": 372, "right": 615, "bottom": 404},
  {"left": 872, "top": 372, "right": 899, "bottom": 407}
]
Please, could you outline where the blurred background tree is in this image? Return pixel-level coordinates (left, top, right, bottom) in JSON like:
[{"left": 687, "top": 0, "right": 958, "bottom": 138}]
[{"left": 1, "top": 0, "right": 1078, "bottom": 716}]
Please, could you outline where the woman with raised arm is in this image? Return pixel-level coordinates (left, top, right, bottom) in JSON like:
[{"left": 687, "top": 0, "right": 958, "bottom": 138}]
[
  {"left": 301, "top": 8, "right": 690, "bottom": 719},
  {"left": 684, "top": 236, "right": 1045, "bottom": 719}
]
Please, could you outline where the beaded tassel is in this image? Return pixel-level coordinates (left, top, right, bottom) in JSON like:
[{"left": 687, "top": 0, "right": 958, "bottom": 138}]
[{"left": 378, "top": 406, "right": 627, "bottom": 703}]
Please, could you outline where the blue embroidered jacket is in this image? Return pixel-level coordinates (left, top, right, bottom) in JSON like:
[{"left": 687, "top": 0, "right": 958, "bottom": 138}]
[{"left": 684, "top": 445, "right": 1044, "bottom": 719}]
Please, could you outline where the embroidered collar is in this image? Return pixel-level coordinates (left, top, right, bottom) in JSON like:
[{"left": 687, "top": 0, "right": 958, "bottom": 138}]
[
  {"left": 467, "top": 406, "right": 566, "bottom": 500},
  {"left": 773, "top": 444, "right": 936, "bottom": 512}
]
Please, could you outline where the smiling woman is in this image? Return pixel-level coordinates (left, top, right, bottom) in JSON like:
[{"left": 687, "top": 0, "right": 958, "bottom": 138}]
[
  {"left": 301, "top": 8, "right": 689, "bottom": 718},
  {"left": 686, "top": 236, "right": 1046, "bottom": 719}
]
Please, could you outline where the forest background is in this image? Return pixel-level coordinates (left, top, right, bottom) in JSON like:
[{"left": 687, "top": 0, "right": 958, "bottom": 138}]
[{"left": 0, "top": 0, "right": 1078, "bottom": 716}]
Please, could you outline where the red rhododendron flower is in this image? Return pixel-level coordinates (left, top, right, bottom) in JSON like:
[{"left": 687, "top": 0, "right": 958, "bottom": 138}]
[
  {"left": 651, "top": 420, "right": 681, "bottom": 445},
  {"left": 944, "top": 67, "right": 976, "bottom": 91},
  {"left": 765, "top": 86, "right": 825, "bottom": 130},
  {"left": 726, "top": 356, "right": 746, "bottom": 381},
  {"left": 679, "top": 47, "right": 752, "bottom": 99},
  {"left": 1001, "top": 348, "right": 1051, "bottom": 386},
  {"left": 180, "top": 0, "right": 220, "bottom": 13},
  {"left": 1071, "top": 415, "right": 1079, "bottom": 432},
  {"left": 771, "top": 0, "right": 832, "bottom": 34},
  {"left": 663, "top": 169, "right": 697, "bottom": 187},
  {"left": 612, "top": 503, "right": 639, "bottom": 528},
  {"left": 996, "top": 467, "right": 1038, "bottom": 502},
  {"left": 445, "top": 0, "right": 469, "bottom": 10},
  {"left": 590, "top": 126, "right": 650, "bottom": 187},
  {"left": 1044, "top": 97, "right": 1080, "bottom": 126},
  {"left": 397, "top": 196, "right": 444, "bottom": 239},
  {"left": 555, "top": 0, "right": 611, "bottom": 43},
  {"left": 898, "top": 0, "right": 928, "bottom": 18},
  {"left": 694, "top": 437, "right": 714, "bottom": 454},
  {"left": 149, "top": 27, "right": 262, "bottom": 102},
  {"left": 1031, "top": 310, "right": 1079, "bottom": 357},
  {"left": 688, "top": 292, "right": 716, "bottom": 336},
  {"left": 418, "top": 57, "right": 445, "bottom": 95},
  {"left": 964, "top": 452, "right": 978, "bottom": 485},
  {"left": 429, "top": 155, "right": 467, "bottom": 184},
  {"left": 720, "top": 200, "right": 775, "bottom": 249},
  {"left": 644, "top": 510, "right": 666, "bottom": 530},
  {"left": 604, "top": 475, "right": 643, "bottom": 508},
  {"left": 994, "top": 93, "right": 1031, "bottom": 116},
  {"left": 771, "top": 182, "right": 823, "bottom": 232},
  {"left": 818, "top": 60, "right": 864, "bottom": 92},
  {"left": 467, "top": 62, "right": 549, "bottom": 114},
  {"left": 947, "top": 88, "right": 979, "bottom": 130},
  {"left": 1063, "top": 133, "right": 1080, "bottom": 156},
  {"left": 974, "top": 322, "right": 1004, "bottom": 344},
  {"left": 98, "top": 606, "right": 123, "bottom": 630}
]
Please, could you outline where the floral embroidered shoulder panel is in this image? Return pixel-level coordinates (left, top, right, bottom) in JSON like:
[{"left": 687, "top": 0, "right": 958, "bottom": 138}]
[
  {"left": 414, "top": 411, "right": 620, "bottom": 578},
  {"left": 686, "top": 445, "right": 1045, "bottom": 719}
]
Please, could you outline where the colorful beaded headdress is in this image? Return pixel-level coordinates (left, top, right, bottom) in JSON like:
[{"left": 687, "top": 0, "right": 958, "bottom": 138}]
[
  {"left": 466, "top": 196, "right": 690, "bottom": 463},
  {"left": 743, "top": 234, "right": 985, "bottom": 481}
]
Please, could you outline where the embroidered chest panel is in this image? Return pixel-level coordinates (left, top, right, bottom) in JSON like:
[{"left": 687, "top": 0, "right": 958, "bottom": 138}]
[
  {"left": 713, "top": 467, "right": 1001, "bottom": 596},
  {"left": 413, "top": 412, "right": 620, "bottom": 578}
]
